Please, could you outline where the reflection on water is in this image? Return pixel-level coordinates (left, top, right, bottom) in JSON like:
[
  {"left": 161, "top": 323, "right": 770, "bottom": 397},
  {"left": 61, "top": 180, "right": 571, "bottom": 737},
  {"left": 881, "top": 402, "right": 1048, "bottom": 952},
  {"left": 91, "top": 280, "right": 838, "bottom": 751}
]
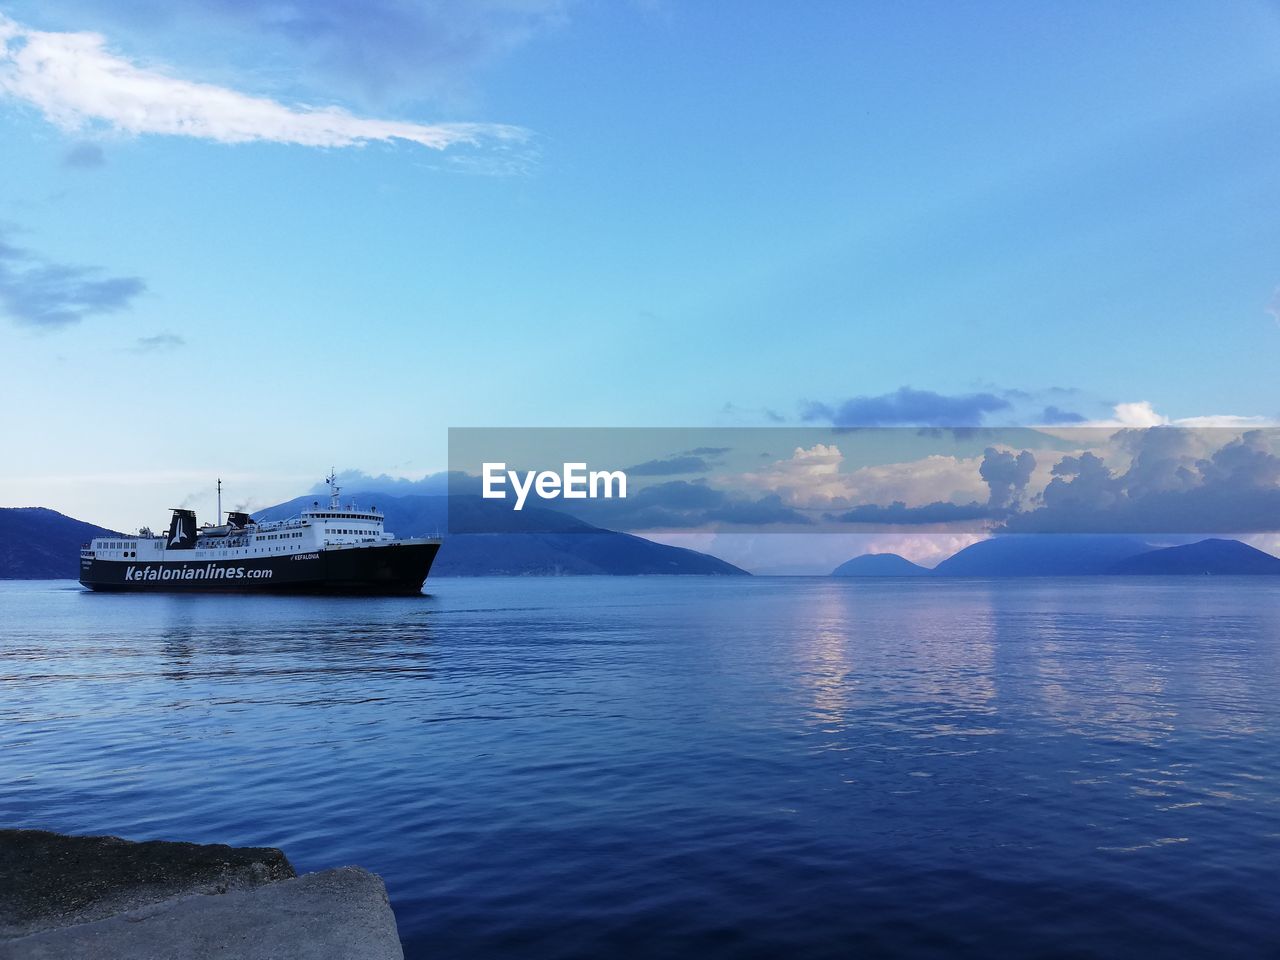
[{"left": 2, "top": 577, "right": 1278, "bottom": 959}]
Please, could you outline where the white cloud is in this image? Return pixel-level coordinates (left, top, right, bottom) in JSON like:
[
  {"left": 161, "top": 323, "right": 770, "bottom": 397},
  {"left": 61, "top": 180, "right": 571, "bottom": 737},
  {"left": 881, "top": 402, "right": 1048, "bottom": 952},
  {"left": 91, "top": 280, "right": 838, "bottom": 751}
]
[
  {"left": 731, "top": 444, "right": 989, "bottom": 509},
  {"left": 839, "top": 454, "right": 989, "bottom": 507},
  {"left": 1055, "top": 401, "right": 1272, "bottom": 430},
  {"left": 1242, "top": 534, "right": 1280, "bottom": 559},
  {"left": 1169, "top": 414, "right": 1275, "bottom": 428},
  {"left": 0, "top": 14, "right": 527, "bottom": 150},
  {"left": 1068, "top": 401, "right": 1169, "bottom": 429},
  {"left": 847, "top": 532, "right": 989, "bottom": 568}
]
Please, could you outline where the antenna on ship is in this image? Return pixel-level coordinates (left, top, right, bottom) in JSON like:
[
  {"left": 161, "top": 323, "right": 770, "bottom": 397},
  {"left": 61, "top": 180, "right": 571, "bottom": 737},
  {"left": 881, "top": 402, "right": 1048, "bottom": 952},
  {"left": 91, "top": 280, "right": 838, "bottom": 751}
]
[
  {"left": 326, "top": 469, "right": 341, "bottom": 510},
  {"left": 217, "top": 478, "right": 222, "bottom": 524}
]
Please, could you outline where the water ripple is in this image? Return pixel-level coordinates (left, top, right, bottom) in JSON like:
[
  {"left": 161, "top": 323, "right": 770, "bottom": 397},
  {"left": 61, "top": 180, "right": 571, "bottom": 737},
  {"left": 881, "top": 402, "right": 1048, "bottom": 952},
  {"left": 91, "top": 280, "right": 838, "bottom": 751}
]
[{"left": 2, "top": 577, "right": 1278, "bottom": 958}]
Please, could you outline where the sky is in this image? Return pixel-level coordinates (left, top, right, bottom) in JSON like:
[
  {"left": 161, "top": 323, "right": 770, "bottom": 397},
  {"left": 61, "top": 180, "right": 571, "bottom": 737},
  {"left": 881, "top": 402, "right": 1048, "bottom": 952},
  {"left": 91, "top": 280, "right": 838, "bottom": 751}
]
[{"left": 2, "top": 0, "right": 1280, "bottom": 534}]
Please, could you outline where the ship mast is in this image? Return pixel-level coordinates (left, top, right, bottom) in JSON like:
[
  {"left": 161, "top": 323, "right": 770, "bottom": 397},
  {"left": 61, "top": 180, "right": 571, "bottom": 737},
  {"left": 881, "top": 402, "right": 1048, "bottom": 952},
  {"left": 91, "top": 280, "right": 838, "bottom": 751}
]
[
  {"left": 326, "top": 469, "right": 341, "bottom": 509},
  {"left": 217, "top": 478, "right": 222, "bottom": 525}
]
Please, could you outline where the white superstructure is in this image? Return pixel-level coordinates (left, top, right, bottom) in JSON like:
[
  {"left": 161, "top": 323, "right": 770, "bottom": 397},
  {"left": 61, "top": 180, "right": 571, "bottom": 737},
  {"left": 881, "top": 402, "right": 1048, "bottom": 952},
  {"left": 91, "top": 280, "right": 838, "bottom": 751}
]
[{"left": 84, "top": 474, "right": 398, "bottom": 564}]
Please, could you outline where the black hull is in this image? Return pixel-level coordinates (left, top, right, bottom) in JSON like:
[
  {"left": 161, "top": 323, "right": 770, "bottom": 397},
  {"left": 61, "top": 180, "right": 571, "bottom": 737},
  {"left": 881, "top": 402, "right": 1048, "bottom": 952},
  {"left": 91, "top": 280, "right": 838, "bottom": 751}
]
[{"left": 79, "top": 542, "right": 440, "bottom": 595}]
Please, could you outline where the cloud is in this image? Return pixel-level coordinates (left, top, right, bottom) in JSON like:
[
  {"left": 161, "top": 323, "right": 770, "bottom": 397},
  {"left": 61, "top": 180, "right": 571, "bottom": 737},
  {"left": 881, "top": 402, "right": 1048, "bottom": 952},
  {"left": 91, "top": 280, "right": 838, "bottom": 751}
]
[
  {"left": 720, "top": 401, "right": 787, "bottom": 424},
  {"left": 628, "top": 481, "right": 813, "bottom": 528},
  {"left": 705, "top": 493, "right": 812, "bottom": 526},
  {"left": 1003, "top": 428, "right": 1280, "bottom": 533},
  {"left": 979, "top": 447, "right": 1035, "bottom": 510},
  {"left": 1105, "top": 401, "right": 1168, "bottom": 428},
  {"left": 734, "top": 444, "right": 849, "bottom": 506},
  {"left": 1061, "top": 401, "right": 1273, "bottom": 431},
  {"left": 507, "top": 478, "right": 814, "bottom": 531},
  {"left": 1039, "top": 405, "right": 1086, "bottom": 424},
  {"left": 249, "top": 0, "right": 568, "bottom": 104},
  {"left": 62, "top": 141, "right": 104, "bottom": 167},
  {"left": 132, "top": 331, "right": 184, "bottom": 351},
  {"left": 802, "top": 387, "right": 1012, "bottom": 427},
  {"left": 310, "top": 468, "right": 454, "bottom": 497},
  {"left": 827, "top": 500, "right": 991, "bottom": 525},
  {"left": 624, "top": 454, "right": 715, "bottom": 477},
  {"left": 0, "top": 226, "right": 144, "bottom": 328},
  {"left": 735, "top": 444, "right": 990, "bottom": 511},
  {"left": 49, "top": 0, "right": 572, "bottom": 105},
  {"left": 0, "top": 14, "right": 527, "bottom": 152}
]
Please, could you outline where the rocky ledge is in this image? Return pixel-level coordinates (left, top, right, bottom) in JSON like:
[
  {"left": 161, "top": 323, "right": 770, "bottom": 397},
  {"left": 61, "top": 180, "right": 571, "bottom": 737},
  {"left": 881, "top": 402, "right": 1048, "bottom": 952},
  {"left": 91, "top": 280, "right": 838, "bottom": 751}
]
[{"left": 0, "top": 829, "right": 402, "bottom": 960}]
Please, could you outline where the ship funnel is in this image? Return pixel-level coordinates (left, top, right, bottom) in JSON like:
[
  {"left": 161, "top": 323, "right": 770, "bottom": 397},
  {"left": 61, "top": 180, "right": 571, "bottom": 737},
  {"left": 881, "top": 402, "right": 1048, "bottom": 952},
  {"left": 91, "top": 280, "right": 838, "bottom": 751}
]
[{"left": 166, "top": 509, "right": 197, "bottom": 550}]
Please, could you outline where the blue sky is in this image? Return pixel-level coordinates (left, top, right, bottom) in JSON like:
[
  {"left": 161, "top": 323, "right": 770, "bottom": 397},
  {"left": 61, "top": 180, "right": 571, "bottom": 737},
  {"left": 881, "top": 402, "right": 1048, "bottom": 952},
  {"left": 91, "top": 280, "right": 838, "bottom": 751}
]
[{"left": 2, "top": 1, "right": 1280, "bottom": 528}]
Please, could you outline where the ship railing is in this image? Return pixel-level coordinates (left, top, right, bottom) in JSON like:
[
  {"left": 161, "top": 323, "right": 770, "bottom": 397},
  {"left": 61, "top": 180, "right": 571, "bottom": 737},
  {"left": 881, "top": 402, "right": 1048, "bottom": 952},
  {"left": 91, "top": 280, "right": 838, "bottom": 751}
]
[{"left": 248, "top": 516, "right": 310, "bottom": 531}]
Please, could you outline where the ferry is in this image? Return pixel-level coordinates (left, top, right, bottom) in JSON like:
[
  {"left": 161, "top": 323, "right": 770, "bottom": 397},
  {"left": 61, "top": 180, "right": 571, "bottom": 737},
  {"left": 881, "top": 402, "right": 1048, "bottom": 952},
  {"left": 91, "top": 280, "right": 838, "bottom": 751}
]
[{"left": 79, "top": 475, "right": 440, "bottom": 594}]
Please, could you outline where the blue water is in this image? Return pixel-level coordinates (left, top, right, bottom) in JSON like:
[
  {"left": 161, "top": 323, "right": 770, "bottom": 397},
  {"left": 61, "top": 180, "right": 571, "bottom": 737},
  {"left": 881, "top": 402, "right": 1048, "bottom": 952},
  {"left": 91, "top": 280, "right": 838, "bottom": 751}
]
[{"left": 2, "top": 577, "right": 1278, "bottom": 958}]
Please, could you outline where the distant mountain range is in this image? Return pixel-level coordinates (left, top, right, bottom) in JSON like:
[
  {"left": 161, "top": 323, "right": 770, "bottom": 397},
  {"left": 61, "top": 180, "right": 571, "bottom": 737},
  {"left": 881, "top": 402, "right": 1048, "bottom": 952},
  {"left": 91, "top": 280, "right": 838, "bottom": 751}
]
[
  {"left": 0, "top": 508, "right": 118, "bottom": 579},
  {"left": 1109, "top": 538, "right": 1280, "bottom": 575},
  {"left": 0, "top": 496, "right": 747, "bottom": 579},
  {"left": 8, "top": 501, "right": 1279, "bottom": 581},
  {"left": 831, "top": 553, "right": 930, "bottom": 577},
  {"left": 257, "top": 492, "right": 747, "bottom": 576},
  {"left": 833, "top": 535, "right": 1280, "bottom": 578}
]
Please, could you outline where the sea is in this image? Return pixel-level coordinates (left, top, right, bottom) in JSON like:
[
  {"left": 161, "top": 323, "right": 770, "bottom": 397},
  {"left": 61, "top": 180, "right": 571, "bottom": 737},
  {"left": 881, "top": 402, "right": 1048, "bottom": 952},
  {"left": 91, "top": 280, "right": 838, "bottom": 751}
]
[{"left": 2, "top": 577, "right": 1277, "bottom": 959}]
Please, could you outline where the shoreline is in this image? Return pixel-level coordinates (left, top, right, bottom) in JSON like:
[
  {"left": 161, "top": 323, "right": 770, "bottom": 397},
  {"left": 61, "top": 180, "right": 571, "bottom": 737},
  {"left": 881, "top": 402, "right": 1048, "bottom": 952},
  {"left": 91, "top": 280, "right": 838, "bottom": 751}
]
[{"left": 0, "top": 828, "right": 403, "bottom": 959}]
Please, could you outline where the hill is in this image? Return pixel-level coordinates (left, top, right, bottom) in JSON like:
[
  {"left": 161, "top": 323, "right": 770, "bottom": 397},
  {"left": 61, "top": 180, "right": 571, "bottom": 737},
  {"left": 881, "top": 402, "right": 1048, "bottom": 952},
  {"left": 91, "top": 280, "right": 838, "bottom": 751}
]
[
  {"left": 0, "top": 508, "right": 119, "bottom": 579},
  {"left": 255, "top": 493, "right": 747, "bottom": 576},
  {"left": 931, "top": 535, "right": 1153, "bottom": 577},
  {"left": 831, "top": 553, "right": 930, "bottom": 577},
  {"left": 1109, "top": 539, "right": 1280, "bottom": 575}
]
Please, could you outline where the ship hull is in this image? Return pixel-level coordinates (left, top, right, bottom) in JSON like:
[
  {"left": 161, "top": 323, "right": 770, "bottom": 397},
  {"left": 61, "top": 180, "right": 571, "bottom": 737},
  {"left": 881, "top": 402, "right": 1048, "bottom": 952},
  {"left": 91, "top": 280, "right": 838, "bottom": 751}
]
[{"left": 79, "top": 541, "right": 440, "bottom": 595}]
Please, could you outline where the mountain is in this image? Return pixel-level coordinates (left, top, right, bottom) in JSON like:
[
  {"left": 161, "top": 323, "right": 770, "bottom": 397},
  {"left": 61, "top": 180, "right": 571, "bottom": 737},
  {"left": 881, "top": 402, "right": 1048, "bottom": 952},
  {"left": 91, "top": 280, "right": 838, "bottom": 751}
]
[
  {"left": 0, "top": 508, "right": 119, "bottom": 579},
  {"left": 831, "top": 553, "right": 930, "bottom": 577},
  {"left": 1109, "top": 539, "right": 1280, "bottom": 575},
  {"left": 931, "top": 535, "right": 1154, "bottom": 577},
  {"left": 255, "top": 493, "right": 748, "bottom": 576}
]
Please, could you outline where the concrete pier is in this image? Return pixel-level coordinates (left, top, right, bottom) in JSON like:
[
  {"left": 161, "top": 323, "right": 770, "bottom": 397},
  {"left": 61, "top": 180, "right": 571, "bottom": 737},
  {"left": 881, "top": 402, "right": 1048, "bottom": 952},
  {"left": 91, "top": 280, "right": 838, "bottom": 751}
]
[{"left": 0, "top": 829, "right": 403, "bottom": 959}]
